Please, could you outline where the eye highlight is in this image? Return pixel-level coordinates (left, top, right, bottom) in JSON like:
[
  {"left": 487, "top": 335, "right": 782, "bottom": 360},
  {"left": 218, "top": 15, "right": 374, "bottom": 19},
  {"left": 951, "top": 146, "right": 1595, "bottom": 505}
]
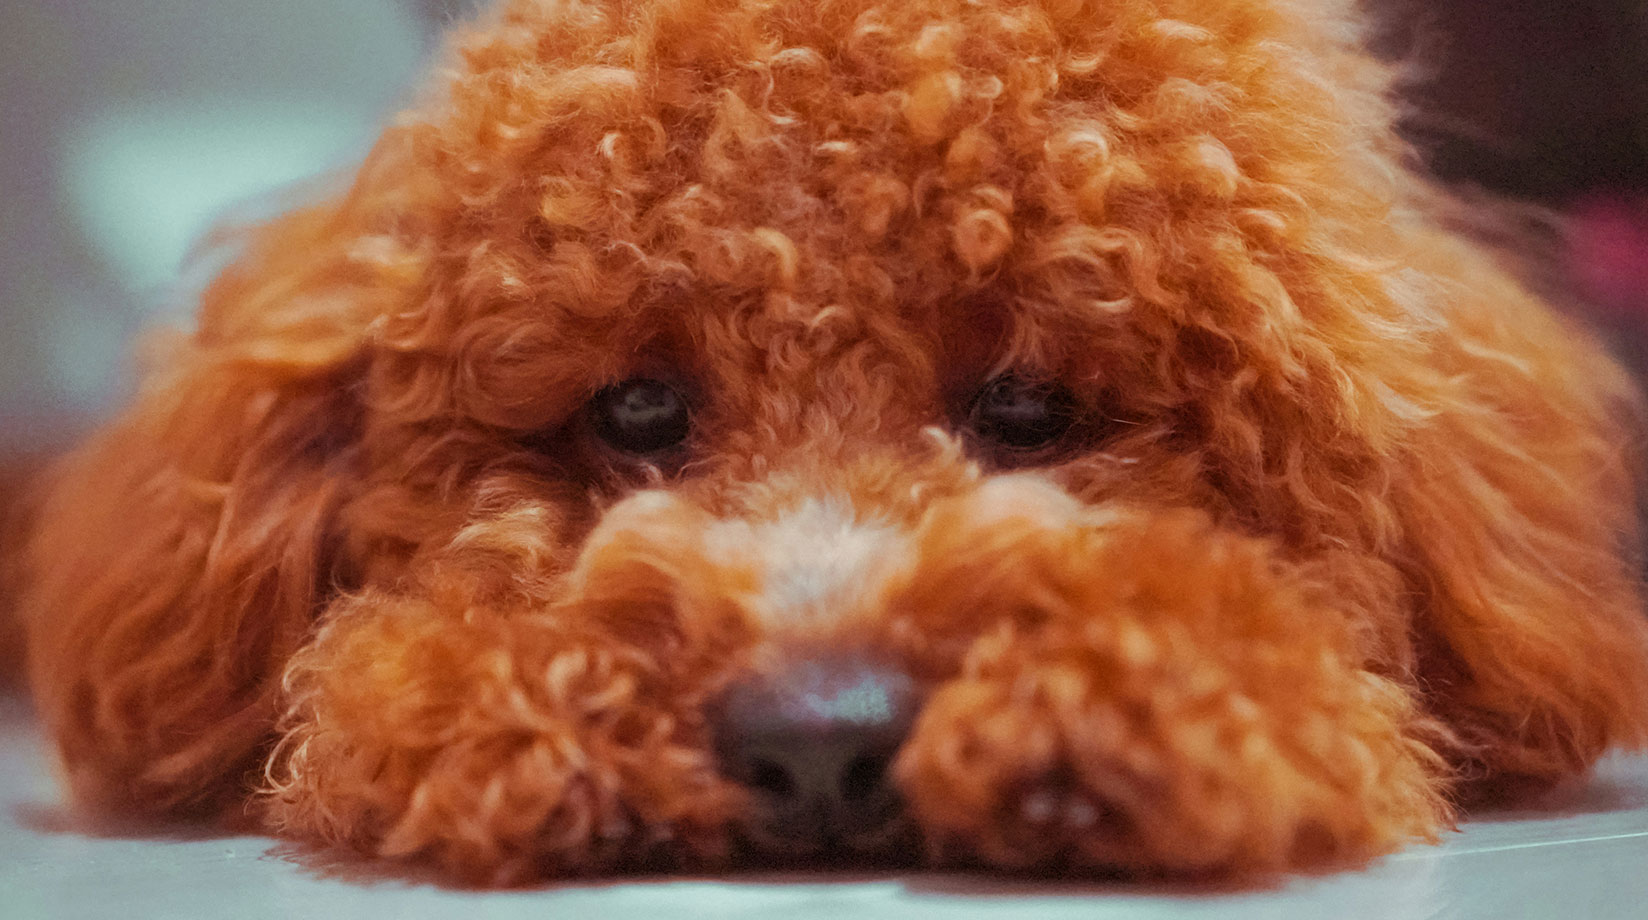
[
  {"left": 589, "top": 378, "right": 691, "bottom": 455},
  {"left": 970, "top": 375, "right": 1076, "bottom": 451}
]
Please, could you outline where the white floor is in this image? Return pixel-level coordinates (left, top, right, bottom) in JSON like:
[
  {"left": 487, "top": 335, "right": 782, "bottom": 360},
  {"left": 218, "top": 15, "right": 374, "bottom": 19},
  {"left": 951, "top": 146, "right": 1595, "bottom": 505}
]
[{"left": 5, "top": 696, "right": 1648, "bottom": 920}]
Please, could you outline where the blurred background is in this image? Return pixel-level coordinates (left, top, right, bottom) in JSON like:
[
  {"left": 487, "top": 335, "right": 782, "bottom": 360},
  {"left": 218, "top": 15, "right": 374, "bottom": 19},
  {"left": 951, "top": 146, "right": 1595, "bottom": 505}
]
[
  {"left": 0, "top": 0, "right": 1646, "bottom": 458},
  {"left": 0, "top": 0, "right": 472, "bottom": 455}
]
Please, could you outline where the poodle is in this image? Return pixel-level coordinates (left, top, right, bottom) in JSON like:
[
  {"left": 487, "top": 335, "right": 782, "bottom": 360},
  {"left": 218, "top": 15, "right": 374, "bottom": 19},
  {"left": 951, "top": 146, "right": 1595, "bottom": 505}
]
[{"left": 12, "top": 0, "right": 1648, "bottom": 886}]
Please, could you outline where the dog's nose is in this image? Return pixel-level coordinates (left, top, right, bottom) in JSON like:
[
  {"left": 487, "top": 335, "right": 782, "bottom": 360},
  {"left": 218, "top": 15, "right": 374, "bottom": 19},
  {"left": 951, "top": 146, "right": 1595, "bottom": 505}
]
[{"left": 713, "top": 653, "right": 919, "bottom": 856}]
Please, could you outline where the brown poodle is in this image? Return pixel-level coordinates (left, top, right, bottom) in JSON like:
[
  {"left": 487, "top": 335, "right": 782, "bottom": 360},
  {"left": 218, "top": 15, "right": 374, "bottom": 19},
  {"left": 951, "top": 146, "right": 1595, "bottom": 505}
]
[{"left": 10, "top": 0, "right": 1648, "bottom": 886}]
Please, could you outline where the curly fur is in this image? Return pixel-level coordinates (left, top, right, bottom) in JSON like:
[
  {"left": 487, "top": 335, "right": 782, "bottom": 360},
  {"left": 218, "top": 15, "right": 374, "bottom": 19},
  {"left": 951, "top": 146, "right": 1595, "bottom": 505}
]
[{"left": 13, "top": 0, "right": 1648, "bottom": 885}]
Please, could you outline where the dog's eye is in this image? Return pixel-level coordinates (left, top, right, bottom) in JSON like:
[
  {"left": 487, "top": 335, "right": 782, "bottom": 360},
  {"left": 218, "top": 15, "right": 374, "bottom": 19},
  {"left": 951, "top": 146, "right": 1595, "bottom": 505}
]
[
  {"left": 590, "top": 378, "right": 691, "bottom": 454},
  {"left": 970, "top": 375, "right": 1076, "bottom": 450}
]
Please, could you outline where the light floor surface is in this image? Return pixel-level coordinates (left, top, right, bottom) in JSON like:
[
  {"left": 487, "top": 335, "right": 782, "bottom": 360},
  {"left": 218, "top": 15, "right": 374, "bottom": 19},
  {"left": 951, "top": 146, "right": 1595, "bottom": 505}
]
[{"left": 5, "top": 697, "right": 1647, "bottom": 920}]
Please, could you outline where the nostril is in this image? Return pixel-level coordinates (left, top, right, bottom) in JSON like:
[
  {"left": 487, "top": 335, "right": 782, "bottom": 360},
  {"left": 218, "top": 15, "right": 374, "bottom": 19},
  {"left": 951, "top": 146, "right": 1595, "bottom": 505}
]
[
  {"left": 713, "top": 651, "right": 921, "bottom": 852},
  {"left": 749, "top": 756, "right": 798, "bottom": 799},
  {"left": 839, "top": 751, "right": 891, "bottom": 803}
]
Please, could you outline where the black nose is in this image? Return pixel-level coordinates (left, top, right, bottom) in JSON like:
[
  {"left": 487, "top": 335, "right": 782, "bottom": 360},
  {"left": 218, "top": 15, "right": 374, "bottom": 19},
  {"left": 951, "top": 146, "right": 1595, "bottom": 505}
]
[{"left": 713, "top": 652, "right": 919, "bottom": 857}]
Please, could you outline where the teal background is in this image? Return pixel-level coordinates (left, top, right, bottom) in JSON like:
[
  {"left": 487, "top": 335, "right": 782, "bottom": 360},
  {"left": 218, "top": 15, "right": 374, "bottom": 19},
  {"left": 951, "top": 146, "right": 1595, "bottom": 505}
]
[{"left": 0, "top": 1, "right": 437, "bottom": 450}]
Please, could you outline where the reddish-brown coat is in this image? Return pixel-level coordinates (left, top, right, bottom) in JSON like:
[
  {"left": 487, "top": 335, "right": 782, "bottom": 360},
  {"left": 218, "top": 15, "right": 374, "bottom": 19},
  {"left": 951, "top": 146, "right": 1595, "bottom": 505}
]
[{"left": 11, "top": 0, "right": 1648, "bottom": 886}]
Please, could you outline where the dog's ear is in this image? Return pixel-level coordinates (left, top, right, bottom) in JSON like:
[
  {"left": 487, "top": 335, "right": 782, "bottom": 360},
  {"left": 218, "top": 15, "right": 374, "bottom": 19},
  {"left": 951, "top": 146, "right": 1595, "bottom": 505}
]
[
  {"left": 22, "top": 177, "right": 406, "bottom": 819},
  {"left": 1396, "top": 264, "right": 1648, "bottom": 794}
]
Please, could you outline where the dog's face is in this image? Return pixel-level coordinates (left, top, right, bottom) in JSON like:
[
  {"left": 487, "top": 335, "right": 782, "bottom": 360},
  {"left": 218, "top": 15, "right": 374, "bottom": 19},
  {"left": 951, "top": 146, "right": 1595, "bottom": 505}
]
[
  {"left": 269, "top": 0, "right": 1433, "bottom": 869},
  {"left": 32, "top": 0, "right": 1617, "bottom": 885}
]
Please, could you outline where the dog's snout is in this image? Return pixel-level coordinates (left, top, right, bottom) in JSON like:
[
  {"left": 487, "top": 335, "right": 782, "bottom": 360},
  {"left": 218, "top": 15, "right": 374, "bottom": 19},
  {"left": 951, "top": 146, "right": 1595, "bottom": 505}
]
[{"left": 713, "top": 653, "right": 919, "bottom": 857}]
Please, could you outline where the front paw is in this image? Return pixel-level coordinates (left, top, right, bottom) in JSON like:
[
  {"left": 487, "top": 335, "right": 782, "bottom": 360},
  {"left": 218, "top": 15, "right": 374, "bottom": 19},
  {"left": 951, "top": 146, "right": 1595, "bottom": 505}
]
[
  {"left": 269, "top": 716, "right": 735, "bottom": 885},
  {"left": 262, "top": 598, "right": 739, "bottom": 885},
  {"left": 895, "top": 622, "right": 1452, "bottom": 877}
]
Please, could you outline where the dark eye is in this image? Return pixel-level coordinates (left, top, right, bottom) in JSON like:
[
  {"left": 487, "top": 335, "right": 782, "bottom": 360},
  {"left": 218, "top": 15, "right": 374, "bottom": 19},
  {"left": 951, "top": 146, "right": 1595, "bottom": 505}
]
[
  {"left": 970, "top": 375, "right": 1076, "bottom": 450},
  {"left": 590, "top": 378, "right": 691, "bottom": 454}
]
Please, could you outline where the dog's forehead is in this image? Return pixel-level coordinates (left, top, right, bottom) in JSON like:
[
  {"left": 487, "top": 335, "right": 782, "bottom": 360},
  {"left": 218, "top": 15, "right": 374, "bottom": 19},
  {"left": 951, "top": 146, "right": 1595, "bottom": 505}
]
[
  {"left": 394, "top": 0, "right": 1409, "bottom": 432},
  {"left": 418, "top": 0, "right": 1392, "bottom": 315}
]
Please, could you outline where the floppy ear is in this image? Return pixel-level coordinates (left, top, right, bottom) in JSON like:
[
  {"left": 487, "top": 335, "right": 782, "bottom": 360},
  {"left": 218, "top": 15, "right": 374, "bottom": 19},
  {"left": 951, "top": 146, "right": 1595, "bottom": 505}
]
[
  {"left": 1397, "top": 252, "right": 1648, "bottom": 792},
  {"left": 22, "top": 187, "right": 398, "bottom": 819}
]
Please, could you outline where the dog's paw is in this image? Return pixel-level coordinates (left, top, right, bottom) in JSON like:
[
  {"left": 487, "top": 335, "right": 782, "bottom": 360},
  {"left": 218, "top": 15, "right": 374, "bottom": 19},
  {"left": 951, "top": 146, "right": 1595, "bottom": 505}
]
[
  {"left": 892, "top": 672, "right": 1153, "bottom": 872},
  {"left": 270, "top": 723, "right": 738, "bottom": 885},
  {"left": 262, "top": 591, "right": 741, "bottom": 885},
  {"left": 894, "top": 625, "right": 1452, "bottom": 876},
  {"left": 888, "top": 496, "right": 1454, "bottom": 876},
  {"left": 268, "top": 683, "right": 742, "bottom": 884},
  {"left": 991, "top": 771, "right": 1141, "bottom": 872}
]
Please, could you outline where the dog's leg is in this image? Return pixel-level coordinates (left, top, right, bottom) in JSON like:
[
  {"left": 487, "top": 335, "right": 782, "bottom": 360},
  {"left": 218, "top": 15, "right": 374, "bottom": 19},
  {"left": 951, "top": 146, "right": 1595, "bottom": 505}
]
[
  {"left": 889, "top": 483, "right": 1451, "bottom": 874},
  {"left": 264, "top": 495, "right": 750, "bottom": 884}
]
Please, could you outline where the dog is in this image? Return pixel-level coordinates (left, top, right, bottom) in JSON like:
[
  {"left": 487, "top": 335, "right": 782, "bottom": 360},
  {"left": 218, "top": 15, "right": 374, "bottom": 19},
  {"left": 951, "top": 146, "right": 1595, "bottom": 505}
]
[{"left": 10, "top": 0, "right": 1648, "bottom": 886}]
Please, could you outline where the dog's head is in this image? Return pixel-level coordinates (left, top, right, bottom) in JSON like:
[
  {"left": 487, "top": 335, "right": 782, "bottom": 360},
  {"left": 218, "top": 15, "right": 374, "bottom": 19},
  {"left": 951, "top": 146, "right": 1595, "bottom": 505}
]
[
  {"left": 278, "top": 0, "right": 1425, "bottom": 858},
  {"left": 89, "top": 0, "right": 1645, "bottom": 875}
]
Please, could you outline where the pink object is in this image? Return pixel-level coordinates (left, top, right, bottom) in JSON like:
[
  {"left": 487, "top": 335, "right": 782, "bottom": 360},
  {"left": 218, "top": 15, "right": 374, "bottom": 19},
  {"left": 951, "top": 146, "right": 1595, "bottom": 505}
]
[{"left": 1569, "top": 194, "right": 1648, "bottom": 319}]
